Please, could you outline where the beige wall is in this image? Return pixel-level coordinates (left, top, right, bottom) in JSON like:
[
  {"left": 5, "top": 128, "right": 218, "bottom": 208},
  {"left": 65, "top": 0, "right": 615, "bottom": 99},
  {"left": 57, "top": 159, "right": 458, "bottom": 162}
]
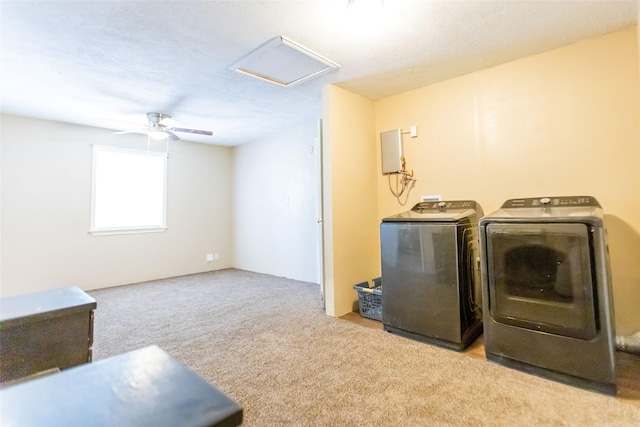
[
  {"left": 1, "top": 114, "right": 233, "bottom": 296},
  {"left": 322, "top": 86, "right": 379, "bottom": 316},
  {"left": 374, "top": 28, "right": 640, "bottom": 335},
  {"left": 233, "top": 120, "right": 320, "bottom": 284}
]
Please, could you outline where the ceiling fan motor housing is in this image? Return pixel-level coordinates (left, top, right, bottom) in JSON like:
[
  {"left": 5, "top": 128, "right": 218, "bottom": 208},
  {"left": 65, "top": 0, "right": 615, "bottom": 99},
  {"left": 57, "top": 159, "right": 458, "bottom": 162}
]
[{"left": 147, "top": 112, "right": 171, "bottom": 126}]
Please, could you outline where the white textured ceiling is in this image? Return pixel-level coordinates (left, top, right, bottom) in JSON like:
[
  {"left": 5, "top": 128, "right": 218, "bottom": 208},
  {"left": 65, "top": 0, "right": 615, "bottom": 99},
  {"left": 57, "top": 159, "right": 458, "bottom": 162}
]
[{"left": 1, "top": 0, "right": 638, "bottom": 146}]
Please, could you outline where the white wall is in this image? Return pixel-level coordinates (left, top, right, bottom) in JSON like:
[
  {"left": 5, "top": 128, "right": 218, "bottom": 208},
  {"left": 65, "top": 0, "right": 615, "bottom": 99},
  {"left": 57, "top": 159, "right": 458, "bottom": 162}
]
[
  {"left": 233, "top": 120, "right": 320, "bottom": 284},
  {"left": 1, "top": 114, "right": 233, "bottom": 296}
]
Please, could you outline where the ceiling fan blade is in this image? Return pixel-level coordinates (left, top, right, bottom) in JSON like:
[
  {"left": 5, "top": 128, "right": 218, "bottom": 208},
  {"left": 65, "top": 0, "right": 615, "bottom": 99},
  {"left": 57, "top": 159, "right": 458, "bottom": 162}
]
[
  {"left": 158, "top": 117, "right": 178, "bottom": 127},
  {"left": 171, "top": 127, "right": 213, "bottom": 136},
  {"left": 113, "top": 129, "right": 150, "bottom": 135},
  {"left": 166, "top": 130, "right": 180, "bottom": 141},
  {"left": 102, "top": 118, "right": 148, "bottom": 127}
]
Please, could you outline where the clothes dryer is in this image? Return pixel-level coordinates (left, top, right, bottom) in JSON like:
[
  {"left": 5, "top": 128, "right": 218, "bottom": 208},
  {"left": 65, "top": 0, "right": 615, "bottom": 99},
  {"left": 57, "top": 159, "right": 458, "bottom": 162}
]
[
  {"left": 479, "top": 196, "right": 616, "bottom": 395},
  {"left": 381, "top": 200, "right": 483, "bottom": 350}
]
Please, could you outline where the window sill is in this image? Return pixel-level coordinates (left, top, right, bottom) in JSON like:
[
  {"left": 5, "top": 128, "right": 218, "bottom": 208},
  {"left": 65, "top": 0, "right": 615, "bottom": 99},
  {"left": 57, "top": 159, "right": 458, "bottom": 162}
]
[{"left": 89, "top": 227, "right": 167, "bottom": 236}]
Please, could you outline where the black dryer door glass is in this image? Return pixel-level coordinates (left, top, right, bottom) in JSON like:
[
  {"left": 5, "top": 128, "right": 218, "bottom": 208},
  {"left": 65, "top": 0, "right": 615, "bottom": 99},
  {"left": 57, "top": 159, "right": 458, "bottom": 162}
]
[{"left": 486, "top": 222, "right": 597, "bottom": 340}]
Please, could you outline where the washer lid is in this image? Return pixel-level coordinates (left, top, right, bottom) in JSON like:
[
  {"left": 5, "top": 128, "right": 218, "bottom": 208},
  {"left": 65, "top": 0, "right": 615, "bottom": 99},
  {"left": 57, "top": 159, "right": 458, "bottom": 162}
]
[{"left": 382, "top": 200, "right": 481, "bottom": 222}]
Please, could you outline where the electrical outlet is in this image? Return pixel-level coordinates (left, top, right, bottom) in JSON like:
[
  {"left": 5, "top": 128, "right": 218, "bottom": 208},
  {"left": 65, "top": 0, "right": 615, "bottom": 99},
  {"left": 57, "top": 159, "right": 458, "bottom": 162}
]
[
  {"left": 214, "top": 253, "right": 219, "bottom": 260},
  {"left": 206, "top": 254, "right": 214, "bottom": 262}
]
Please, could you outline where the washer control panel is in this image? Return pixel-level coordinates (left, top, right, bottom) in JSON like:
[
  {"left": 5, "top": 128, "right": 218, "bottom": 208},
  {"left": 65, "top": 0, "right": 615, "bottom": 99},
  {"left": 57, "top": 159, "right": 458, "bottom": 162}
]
[
  {"left": 501, "top": 196, "right": 601, "bottom": 208},
  {"left": 412, "top": 200, "right": 477, "bottom": 212}
]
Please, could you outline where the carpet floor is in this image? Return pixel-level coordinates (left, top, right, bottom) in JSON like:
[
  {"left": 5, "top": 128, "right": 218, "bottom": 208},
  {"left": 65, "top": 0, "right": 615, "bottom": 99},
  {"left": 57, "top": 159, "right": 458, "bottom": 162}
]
[{"left": 89, "top": 269, "right": 640, "bottom": 426}]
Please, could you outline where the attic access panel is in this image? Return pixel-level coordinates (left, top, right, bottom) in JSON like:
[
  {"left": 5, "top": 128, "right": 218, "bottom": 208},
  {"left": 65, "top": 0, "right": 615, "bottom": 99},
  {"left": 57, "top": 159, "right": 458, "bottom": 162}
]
[{"left": 229, "top": 36, "right": 339, "bottom": 87}]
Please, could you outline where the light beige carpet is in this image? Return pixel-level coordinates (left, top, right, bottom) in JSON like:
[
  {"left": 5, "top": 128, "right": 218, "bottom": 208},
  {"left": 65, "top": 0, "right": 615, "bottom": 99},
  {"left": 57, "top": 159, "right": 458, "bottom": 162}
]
[{"left": 90, "top": 269, "right": 640, "bottom": 426}]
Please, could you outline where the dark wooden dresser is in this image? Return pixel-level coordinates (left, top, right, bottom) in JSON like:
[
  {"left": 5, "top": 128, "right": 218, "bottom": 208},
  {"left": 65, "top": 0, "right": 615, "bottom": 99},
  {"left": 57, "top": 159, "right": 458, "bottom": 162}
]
[{"left": 0, "top": 286, "right": 96, "bottom": 385}]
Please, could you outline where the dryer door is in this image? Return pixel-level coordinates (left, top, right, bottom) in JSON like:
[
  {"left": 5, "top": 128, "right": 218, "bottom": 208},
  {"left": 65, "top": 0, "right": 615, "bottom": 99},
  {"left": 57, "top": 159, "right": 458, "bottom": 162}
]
[{"left": 485, "top": 222, "right": 597, "bottom": 340}]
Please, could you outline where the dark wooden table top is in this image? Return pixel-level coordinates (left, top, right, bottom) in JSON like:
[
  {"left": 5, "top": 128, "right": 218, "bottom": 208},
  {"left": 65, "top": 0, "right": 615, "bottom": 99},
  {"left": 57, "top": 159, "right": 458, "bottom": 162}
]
[
  {"left": 0, "top": 286, "right": 96, "bottom": 326},
  {"left": 0, "top": 345, "right": 243, "bottom": 427}
]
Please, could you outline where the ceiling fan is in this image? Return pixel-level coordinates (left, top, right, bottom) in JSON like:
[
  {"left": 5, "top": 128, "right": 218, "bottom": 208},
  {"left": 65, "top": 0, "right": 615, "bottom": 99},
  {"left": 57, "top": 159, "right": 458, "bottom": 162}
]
[{"left": 113, "top": 113, "right": 213, "bottom": 140}]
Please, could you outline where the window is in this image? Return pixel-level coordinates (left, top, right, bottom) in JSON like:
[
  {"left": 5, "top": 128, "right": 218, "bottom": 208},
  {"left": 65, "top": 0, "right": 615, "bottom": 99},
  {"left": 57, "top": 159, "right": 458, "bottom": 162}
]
[{"left": 90, "top": 145, "right": 167, "bottom": 235}]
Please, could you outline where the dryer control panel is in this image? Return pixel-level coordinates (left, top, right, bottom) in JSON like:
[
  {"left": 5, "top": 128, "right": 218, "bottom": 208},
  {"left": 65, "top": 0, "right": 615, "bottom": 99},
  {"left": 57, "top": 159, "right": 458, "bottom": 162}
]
[{"left": 501, "top": 196, "right": 601, "bottom": 209}]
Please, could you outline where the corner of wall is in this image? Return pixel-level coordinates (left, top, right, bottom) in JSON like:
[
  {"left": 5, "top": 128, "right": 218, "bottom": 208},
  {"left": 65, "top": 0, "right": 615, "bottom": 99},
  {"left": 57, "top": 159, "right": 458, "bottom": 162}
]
[
  {"left": 637, "top": 21, "right": 640, "bottom": 116},
  {"left": 322, "top": 85, "right": 379, "bottom": 317}
]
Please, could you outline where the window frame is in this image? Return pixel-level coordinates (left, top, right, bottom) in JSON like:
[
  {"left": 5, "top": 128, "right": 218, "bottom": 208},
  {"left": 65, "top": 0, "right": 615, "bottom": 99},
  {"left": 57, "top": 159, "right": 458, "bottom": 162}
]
[{"left": 90, "top": 144, "right": 168, "bottom": 236}]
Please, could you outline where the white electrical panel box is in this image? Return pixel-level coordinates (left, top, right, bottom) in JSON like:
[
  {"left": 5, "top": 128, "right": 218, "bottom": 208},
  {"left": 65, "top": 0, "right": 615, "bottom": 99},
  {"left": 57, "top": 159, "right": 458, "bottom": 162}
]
[{"left": 380, "top": 129, "right": 402, "bottom": 174}]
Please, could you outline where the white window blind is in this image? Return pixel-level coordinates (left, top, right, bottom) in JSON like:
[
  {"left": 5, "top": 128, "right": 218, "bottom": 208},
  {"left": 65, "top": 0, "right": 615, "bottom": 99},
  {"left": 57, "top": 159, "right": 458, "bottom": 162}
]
[{"left": 90, "top": 145, "right": 167, "bottom": 235}]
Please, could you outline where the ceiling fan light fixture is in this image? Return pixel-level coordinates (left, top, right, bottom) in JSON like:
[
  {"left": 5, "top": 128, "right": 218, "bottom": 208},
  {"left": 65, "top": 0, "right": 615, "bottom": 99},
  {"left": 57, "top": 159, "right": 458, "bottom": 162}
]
[
  {"left": 148, "top": 130, "right": 168, "bottom": 140},
  {"left": 228, "top": 36, "right": 339, "bottom": 87}
]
